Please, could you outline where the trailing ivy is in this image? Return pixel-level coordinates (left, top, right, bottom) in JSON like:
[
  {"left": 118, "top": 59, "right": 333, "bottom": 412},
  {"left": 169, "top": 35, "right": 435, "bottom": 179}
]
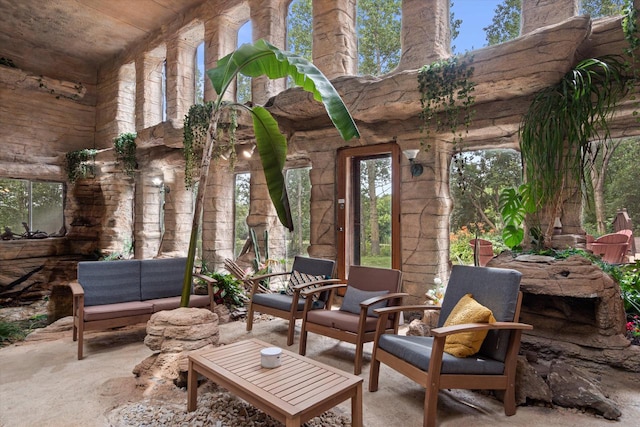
[
  {"left": 113, "top": 132, "right": 137, "bottom": 177},
  {"left": 183, "top": 102, "right": 213, "bottom": 189},
  {"left": 65, "top": 149, "right": 98, "bottom": 182},
  {"left": 417, "top": 54, "right": 475, "bottom": 187},
  {"left": 183, "top": 102, "right": 238, "bottom": 189}
]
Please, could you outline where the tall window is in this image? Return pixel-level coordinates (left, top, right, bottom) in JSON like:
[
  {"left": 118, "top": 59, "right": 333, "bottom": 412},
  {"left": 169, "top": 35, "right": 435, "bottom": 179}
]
[
  {"left": 234, "top": 173, "right": 251, "bottom": 257},
  {"left": 0, "top": 178, "right": 64, "bottom": 236},
  {"left": 356, "top": 0, "right": 401, "bottom": 76},
  {"left": 194, "top": 42, "right": 205, "bottom": 104},
  {"left": 236, "top": 21, "right": 253, "bottom": 104},
  {"left": 285, "top": 167, "right": 311, "bottom": 263},
  {"left": 161, "top": 59, "right": 168, "bottom": 121}
]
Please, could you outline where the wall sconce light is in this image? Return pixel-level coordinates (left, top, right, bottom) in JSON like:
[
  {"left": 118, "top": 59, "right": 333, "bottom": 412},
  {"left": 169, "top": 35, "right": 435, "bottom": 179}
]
[
  {"left": 152, "top": 177, "right": 170, "bottom": 194},
  {"left": 242, "top": 145, "right": 256, "bottom": 158},
  {"left": 403, "top": 149, "right": 423, "bottom": 177}
]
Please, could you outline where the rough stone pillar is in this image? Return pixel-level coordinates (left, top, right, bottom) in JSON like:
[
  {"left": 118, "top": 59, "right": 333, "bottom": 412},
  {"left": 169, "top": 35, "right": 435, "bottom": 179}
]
[
  {"left": 135, "top": 45, "right": 166, "bottom": 130},
  {"left": 249, "top": 0, "right": 287, "bottom": 105},
  {"left": 134, "top": 174, "right": 163, "bottom": 259},
  {"left": 165, "top": 37, "right": 198, "bottom": 125},
  {"left": 201, "top": 161, "right": 235, "bottom": 269},
  {"left": 203, "top": 7, "right": 248, "bottom": 102},
  {"left": 399, "top": 140, "right": 452, "bottom": 304},
  {"left": 95, "top": 62, "right": 136, "bottom": 148},
  {"left": 312, "top": 0, "right": 357, "bottom": 78},
  {"left": 306, "top": 150, "right": 338, "bottom": 260},
  {"left": 397, "top": 0, "right": 450, "bottom": 72},
  {"left": 156, "top": 166, "right": 192, "bottom": 256},
  {"left": 521, "top": 0, "right": 579, "bottom": 35},
  {"left": 246, "top": 158, "right": 286, "bottom": 265}
]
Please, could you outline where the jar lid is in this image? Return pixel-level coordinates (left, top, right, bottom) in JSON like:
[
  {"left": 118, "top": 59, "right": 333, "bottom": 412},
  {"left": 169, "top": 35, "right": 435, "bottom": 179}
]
[{"left": 261, "top": 347, "right": 282, "bottom": 356}]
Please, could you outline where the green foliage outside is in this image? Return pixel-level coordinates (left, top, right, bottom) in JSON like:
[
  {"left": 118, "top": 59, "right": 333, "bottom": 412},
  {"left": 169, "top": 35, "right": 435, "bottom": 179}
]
[
  {"left": 287, "top": 0, "right": 313, "bottom": 61},
  {"left": 196, "top": 268, "right": 247, "bottom": 308},
  {"left": 450, "top": 226, "right": 506, "bottom": 265},
  {"left": 0, "top": 178, "right": 64, "bottom": 235},
  {"left": 356, "top": 0, "right": 401, "bottom": 75}
]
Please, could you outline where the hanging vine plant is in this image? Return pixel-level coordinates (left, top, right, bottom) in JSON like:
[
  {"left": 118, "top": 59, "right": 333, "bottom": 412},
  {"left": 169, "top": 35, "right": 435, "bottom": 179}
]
[
  {"left": 520, "top": 56, "right": 631, "bottom": 210},
  {"left": 418, "top": 54, "right": 475, "bottom": 186},
  {"left": 183, "top": 101, "right": 238, "bottom": 189},
  {"left": 113, "top": 132, "right": 137, "bottom": 177},
  {"left": 65, "top": 149, "right": 98, "bottom": 182}
]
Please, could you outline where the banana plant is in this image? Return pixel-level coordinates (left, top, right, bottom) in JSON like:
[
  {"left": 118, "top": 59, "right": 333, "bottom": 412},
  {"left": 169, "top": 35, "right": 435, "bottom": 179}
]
[{"left": 180, "top": 39, "right": 360, "bottom": 306}]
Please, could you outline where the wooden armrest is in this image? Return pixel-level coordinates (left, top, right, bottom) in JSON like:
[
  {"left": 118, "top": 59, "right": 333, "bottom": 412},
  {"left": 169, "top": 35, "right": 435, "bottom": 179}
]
[
  {"left": 373, "top": 304, "right": 441, "bottom": 315},
  {"left": 431, "top": 321, "right": 533, "bottom": 337},
  {"left": 69, "top": 281, "right": 84, "bottom": 296},
  {"left": 360, "top": 292, "right": 408, "bottom": 307},
  {"left": 193, "top": 273, "right": 217, "bottom": 284},
  {"left": 300, "top": 283, "right": 347, "bottom": 297},
  {"left": 249, "top": 271, "right": 291, "bottom": 282},
  {"left": 291, "top": 278, "right": 341, "bottom": 291}
]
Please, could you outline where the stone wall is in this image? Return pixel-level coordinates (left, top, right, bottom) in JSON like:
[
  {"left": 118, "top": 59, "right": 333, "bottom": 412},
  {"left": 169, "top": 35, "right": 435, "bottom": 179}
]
[{"left": 1, "top": 0, "right": 639, "bottom": 308}]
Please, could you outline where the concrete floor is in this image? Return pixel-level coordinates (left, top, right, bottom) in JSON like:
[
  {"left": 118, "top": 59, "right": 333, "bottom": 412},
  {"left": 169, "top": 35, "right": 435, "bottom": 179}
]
[{"left": 1, "top": 316, "right": 639, "bottom": 426}]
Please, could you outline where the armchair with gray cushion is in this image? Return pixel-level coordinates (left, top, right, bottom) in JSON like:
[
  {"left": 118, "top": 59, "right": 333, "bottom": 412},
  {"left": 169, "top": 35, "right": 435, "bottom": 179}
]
[
  {"left": 246, "top": 256, "right": 337, "bottom": 346},
  {"left": 369, "top": 265, "right": 533, "bottom": 427},
  {"left": 298, "top": 265, "right": 405, "bottom": 375}
]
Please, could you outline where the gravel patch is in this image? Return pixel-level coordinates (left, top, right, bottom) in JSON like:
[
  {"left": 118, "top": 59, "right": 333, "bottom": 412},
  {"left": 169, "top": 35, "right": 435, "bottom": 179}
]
[{"left": 107, "top": 384, "right": 351, "bottom": 427}]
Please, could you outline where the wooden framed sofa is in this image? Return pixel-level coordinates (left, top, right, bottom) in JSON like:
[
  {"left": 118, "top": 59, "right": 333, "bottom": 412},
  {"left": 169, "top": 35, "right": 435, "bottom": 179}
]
[{"left": 70, "top": 257, "right": 214, "bottom": 359}]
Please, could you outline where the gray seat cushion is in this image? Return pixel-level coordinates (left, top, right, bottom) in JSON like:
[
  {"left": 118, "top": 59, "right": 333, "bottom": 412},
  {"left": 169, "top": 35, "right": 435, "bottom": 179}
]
[
  {"left": 83, "top": 301, "right": 153, "bottom": 321},
  {"left": 252, "top": 293, "right": 306, "bottom": 312},
  {"left": 78, "top": 260, "right": 141, "bottom": 306},
  {"left": 378, "top": 334, "right": 505, "bottom": 375},
  {"left": 146, "top": 294, "right": 210, "bottom": 311},
  {"left": 306, "top": 309, "right": 380, "bottom": 333}
]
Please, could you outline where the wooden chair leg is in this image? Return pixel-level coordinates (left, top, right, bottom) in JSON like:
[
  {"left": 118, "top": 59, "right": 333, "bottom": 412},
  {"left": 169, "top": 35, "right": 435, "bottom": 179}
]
[
  {"left": 246, "top": 303, "right": 254, "bottom": 332},
  {"left": 299, "top": 324, "right": 308, "bottom": 355},
  {"left": 286, "top": 319, "right": 296, "bottom": 347},
  {"left": 504, "top": 380, "right": 517, "bottom": 415},
  {"left": 77, "top": 321, "right": 84, "bottom": 360},
  {"left": 368, "top": 356, "right": 381, "bottom": 391},
  {"left": 354, "top": 342, "right": 364, "bottom": 375},
  {"left": 424, "top": 385, "right": 439, "bottom": 427}
]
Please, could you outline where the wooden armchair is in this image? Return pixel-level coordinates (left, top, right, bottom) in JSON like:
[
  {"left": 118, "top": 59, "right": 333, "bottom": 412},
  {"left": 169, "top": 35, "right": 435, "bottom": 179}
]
[
  {"left": 590, "top": 233, "right": 629, "bottom": 264},
  {"left": 246, "top": 256, "right": 337, "bottom": 346},
  {"left": 369, "top": 265, "right": 532, "bottom": 427},
  {"left": 299, "top": 265, "right": 404, "bottom": 375}
]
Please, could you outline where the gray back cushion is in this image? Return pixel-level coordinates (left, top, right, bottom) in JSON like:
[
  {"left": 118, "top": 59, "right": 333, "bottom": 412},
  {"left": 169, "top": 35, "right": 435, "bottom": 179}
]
[
  {"left": 438, "top": 265, "right": 521, "bottom": 362},
  {"left": 140, "top": 258, "right": 187, "bottom": 300},
  {"left": 291, "top": 256, "right": 335, "bottom": 278},
  {"left": 78, "top": 260, "right": 141, "bottom": 306}
]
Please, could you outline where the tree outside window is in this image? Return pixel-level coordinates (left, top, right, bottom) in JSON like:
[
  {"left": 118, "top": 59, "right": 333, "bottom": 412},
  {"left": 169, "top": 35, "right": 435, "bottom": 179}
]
[{"left": 0, "top": 178, "right": 64, "bottom": 236}]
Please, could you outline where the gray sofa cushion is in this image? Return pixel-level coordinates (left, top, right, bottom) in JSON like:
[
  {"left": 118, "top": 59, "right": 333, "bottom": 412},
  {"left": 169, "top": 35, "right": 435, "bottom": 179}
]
[
  {"left": 140, "top": 258, "right": 187, "bottom": 300},
  {"left": 378, "top": 334, "right": 505, "bottom": 375},
  {"left": 83, "top": 301, "right": 153, "bottom": 321},
  {"left": 340, "top": 286, "right": 389, "bottom": 317},
  {"left": 306, "top": 309, "right": 380, "bottom": 333},
  {"left": 78, "top": 260, "right": 141, "bottom": 306},
  {"left": 146, "top": 294, "right": 210, "bottom": 311}
]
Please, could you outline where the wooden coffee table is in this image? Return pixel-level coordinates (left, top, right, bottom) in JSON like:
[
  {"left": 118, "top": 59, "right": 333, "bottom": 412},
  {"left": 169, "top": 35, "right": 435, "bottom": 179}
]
[{"left": 187, "top": 338, "right": 363, "bottom": 427}]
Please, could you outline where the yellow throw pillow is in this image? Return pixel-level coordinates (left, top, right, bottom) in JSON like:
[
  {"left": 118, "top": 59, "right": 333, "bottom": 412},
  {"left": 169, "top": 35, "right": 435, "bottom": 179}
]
[{"left": 443, "top": 293, "right": 496, "bottom": 357}]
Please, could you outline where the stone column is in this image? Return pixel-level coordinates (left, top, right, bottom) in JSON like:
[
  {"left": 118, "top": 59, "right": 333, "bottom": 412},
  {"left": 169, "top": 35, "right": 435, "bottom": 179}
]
[
  {"left": 165, "top": 36, "right": 198, "bottom": 125},
  {"left": 312, "top": 0, "right": 357, "bottom": 78},
  {"left": 134, "top": 174, "right": 163, "bottom": 259},
  {"left": 397, "top": 0, "right": 450, "bottom": 71},
  {"left": 135, "top": 45, "right": 166, "bottom": 130},
  {"left": 249, "top": 0, "right": 288, "bottom": 105},
  {"left": 156, "top": 164, "right": 192, "bottom": 256},
  {"left": 399, "top": 140, "right": 452, "bottom": 304},
  {"left": 521, "top": 0, "right": 579, "bottom": 35},
  {"left": 201, "top": 161, "right": 235, "bottom": 269},
  {"left": 245, "top": 158, "right": 286, "bottom": 265},
  {"left": 306, "top": 150, "right": 338, "bottom": 260},
  {"left": 203, "top": 10, "right": 247, "bottom": 102}
]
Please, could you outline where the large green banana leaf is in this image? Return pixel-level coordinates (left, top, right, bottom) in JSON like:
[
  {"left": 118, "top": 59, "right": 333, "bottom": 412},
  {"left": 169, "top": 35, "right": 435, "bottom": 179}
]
[{"left": 207, "top": 39, "right": 359, "bottom": 142}]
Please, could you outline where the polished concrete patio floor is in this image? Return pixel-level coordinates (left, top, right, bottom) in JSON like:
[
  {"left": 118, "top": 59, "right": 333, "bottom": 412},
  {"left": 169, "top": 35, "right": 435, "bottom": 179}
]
[{"left": 1, "top": 316, "right": 639, "bottom": 426}]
